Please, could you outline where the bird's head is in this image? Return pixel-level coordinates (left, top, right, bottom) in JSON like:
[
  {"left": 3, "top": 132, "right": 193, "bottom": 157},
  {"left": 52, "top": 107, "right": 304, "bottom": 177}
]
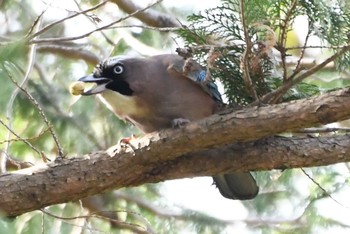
[{"left": 78, "top": 56, "right": 134, "bottom": 96}]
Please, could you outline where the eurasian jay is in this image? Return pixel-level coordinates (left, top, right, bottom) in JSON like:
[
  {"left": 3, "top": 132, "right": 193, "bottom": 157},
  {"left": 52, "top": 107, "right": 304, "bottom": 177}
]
[{"left": 77, "top": 54, "right": 258, "bottom": 200}]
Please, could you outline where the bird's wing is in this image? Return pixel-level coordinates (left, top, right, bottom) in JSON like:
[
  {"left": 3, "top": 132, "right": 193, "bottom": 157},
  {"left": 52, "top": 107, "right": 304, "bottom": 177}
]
[{"left": 167, "top": 57, "right": 223, "bottom": 104}]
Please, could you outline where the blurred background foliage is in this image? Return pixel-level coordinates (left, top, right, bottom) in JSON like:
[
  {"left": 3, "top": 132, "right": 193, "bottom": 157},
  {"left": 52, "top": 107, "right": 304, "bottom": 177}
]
[{"left": 0, "top": 0, "right": 350, "bottom": 233}]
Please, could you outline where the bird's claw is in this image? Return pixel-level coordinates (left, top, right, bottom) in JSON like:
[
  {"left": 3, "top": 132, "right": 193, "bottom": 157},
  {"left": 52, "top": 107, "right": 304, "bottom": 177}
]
[
  {"left": 119, "top": 134, "right": 137, "bottom": 145},
  {"left": 106, "top": 134, "right": 137, "bottom": 156},
  {"left": 171, "top": 118, "right": 191, "bottom": 128}
]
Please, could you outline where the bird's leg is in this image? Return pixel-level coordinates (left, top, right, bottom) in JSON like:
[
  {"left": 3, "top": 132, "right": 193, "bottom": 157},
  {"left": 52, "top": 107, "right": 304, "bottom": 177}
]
[
  {"left": 171, "top": 118, "right": 191, "bottom": 128},
  {"left": 119, "top": 134, "right": 138, "bottom": 145},
  {"left": 106, "top": 134, "right": 137, "bottom": 156}
]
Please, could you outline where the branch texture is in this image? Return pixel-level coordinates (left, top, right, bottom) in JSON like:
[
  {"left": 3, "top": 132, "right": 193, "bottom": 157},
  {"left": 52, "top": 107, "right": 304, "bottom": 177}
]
[{"left": 1, "top": 88, "right": 350, "bottom": 216}]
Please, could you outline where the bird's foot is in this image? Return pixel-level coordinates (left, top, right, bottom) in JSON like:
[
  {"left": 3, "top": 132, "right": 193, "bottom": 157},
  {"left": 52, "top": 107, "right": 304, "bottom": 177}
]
[
  {"left": 119, "top": 134, "right": 138, "bottom": 145},
  {"left": 171, "top": 118, "right": 191, "bottom": 128},
  {"left": 106, "top": 134, "right": 137, "bottom": 156}
]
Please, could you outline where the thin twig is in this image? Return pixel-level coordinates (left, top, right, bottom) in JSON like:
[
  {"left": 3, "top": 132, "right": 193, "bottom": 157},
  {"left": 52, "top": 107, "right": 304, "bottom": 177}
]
[
  {"left": 41, "top": 210, "right": 45, "bottom": 234},
  {"left": 294, "top": 127, "right": 350, "bottom": 134},
  {"left": 1, "top": 15, "right": 43, "bottom": 174},
  {"left": 4, "top": 68, "right": 64, "bottom": 158},
  {"left": 286, "top": 45, "right": 347, "bottom": 50},
  {"left": 0, "top": 119, "right": 44, "bottom": 160},
  {"left": 27, "top": 0, "right": 108, "bottom": 40},
  {"left": 41, "top": 208, "right": 151, "bottom": 234},
  {"left": 301, "top": 168, "right": 350, "bottom": 209},
  {"left": 41, "top": 209, "right": 109, "bottom": 233},
  {"left": 0, "top": 127, "right": 50, "bottom": 145},
  {"left": 272, "top": 30, "right": 312, "bottom": 103},
  {"left": 279, "top": 0, "right": 298, "bottom": 81},
  {"left": 291, "top": 30, "right": 311, "bottom": 79},
  {"left": 179, "top": 43, "right": 342, "bottom": 54},
  {"left": 109, "top": 24, "right": 180, "bottom": 31},
  {"left": 25, "top": 10, "right": 47, "bottom": 37},
  {"left": 73, "top": 0, "right": 115, "bottom": 47},
  {"left": 253, "top": 43, "right": 350, "bottom": 105},
  {"left": 240, "top": 0, "right": 258, "bottom": 100},
  {"left": 30, "top": 0, "right": 163, "bottom": 44}
]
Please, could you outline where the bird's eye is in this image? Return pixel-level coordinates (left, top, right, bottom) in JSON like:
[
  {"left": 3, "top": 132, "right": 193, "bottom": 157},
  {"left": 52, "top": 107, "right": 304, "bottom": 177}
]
[{"left": 113, "top": 64, "right": 124, "bottom": 74}]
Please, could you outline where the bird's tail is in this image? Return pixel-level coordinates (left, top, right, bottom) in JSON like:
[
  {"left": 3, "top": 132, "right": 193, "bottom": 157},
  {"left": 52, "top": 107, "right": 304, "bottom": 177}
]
[{"left": 212, "top": 172, "right": 259, "bottom": 200}]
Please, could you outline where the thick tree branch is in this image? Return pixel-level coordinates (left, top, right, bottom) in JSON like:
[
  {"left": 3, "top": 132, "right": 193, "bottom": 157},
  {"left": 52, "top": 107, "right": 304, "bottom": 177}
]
[
  {"left": 2, "top": 88, "right": 350, "bottom": 216},
  {"left": 110, "top": 0, "right": 180, "bottom": 28}
]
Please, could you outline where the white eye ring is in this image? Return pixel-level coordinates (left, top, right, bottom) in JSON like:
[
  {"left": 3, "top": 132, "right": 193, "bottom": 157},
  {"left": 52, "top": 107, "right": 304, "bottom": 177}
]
[{"left": 113, "top": 65, "right": 124, "bottom": 74}]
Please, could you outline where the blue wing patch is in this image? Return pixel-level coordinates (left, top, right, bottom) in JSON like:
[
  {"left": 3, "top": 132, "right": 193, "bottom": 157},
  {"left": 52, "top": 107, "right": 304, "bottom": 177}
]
[
  {"left": 196, "top": 70, "right": 206, "bottom": 82},
  {"left": 170, "top": 57, "right": 223, "bottom": 104},
  {"left": 194, "top": 69, "right": 223, "bottom": 103}
]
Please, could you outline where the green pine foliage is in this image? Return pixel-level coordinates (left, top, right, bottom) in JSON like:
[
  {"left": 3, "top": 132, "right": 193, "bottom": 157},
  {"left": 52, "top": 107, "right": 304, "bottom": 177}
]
[{"left": 177, "top": 0, "right": 350, "bottom": 105}]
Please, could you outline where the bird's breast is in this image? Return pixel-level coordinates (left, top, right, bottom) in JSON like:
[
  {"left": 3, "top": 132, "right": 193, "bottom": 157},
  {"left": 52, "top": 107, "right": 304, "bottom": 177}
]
[{"left": 98, "top": 90, "right": 149, "bottom": 120}]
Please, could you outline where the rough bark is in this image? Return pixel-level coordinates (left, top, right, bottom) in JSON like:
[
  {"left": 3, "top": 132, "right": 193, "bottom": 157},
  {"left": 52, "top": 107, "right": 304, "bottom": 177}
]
[{"left": 1, "top": 88, "right": 350, "bottom": 217}]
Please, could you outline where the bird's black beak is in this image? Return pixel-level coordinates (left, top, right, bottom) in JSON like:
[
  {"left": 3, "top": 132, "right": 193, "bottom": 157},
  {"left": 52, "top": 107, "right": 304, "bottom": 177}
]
[{"left": 78, "top": 74, "right": 111, "bottom": 96}]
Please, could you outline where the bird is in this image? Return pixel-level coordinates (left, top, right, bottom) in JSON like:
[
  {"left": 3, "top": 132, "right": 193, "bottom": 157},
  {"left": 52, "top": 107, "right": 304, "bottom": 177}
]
[{"left": 76, "top": 54, "right": 259, "bottom": 200}]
